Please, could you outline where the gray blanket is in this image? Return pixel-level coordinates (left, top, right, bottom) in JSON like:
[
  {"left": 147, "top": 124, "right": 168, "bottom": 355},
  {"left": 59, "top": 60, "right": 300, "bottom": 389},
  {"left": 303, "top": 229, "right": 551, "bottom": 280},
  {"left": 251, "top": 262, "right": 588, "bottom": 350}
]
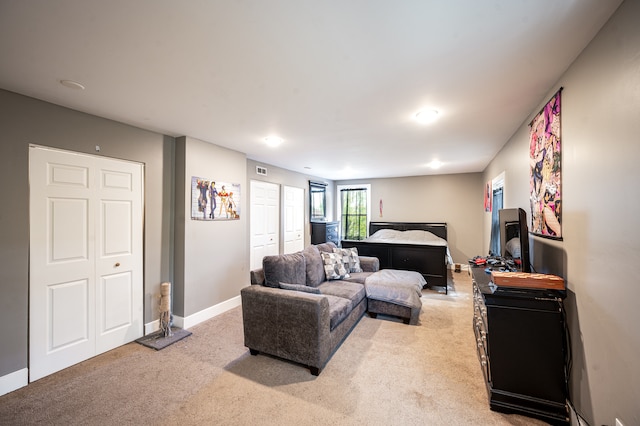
[{"left": 364, "top": 270, "right": 426, "bottom": 309}]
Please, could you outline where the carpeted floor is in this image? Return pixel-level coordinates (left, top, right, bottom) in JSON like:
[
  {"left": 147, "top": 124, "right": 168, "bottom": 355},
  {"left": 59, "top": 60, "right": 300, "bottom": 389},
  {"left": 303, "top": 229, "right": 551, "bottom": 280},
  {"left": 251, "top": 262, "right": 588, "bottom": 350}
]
[{"left": 0, "top": 270, "right": 547, "bottom": 425}]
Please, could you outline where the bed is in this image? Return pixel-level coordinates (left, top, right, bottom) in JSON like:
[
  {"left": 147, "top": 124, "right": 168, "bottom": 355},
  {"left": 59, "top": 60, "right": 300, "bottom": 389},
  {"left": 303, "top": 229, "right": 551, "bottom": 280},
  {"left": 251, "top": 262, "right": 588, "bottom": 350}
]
[{"left": 341, "top": 222, "right": 452, "bottom": 294}]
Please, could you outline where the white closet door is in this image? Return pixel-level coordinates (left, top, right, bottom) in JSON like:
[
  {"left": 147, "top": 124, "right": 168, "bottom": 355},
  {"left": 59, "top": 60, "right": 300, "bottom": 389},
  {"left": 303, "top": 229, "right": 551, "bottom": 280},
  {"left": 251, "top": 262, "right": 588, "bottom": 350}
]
[
  {"left": 283, "top": 185, "right": 304, "bottom": 254},
  {"left": 94, "top": 158, "right": 144, "bottom": 354},
  {"left": 29, "top": 146, "right": 143, "bottom": 381},
  {"left": 250, "top": 180, "right": 279, "bottom": 270}
]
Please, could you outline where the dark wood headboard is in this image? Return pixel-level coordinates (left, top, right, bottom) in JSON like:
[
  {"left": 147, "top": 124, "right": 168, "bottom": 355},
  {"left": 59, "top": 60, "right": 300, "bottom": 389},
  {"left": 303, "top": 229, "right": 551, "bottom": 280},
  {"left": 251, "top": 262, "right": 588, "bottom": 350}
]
[{"left": 369, "top": 222, "right": 447, "bottom": 241}]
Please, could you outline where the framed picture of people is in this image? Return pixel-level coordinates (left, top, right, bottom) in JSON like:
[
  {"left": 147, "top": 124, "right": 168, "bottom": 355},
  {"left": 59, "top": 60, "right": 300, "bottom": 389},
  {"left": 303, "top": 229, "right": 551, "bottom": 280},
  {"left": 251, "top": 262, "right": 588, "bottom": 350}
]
[
  {"left": 191, "top": 177, "right": 241, "bottom": 221},
  {"left": 529, "top": 88, "right": 562, "bottom": 239}
]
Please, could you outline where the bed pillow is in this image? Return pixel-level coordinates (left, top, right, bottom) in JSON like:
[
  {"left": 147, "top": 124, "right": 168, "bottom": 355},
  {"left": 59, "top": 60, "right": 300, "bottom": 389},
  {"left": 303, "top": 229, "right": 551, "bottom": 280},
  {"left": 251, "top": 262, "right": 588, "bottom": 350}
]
[
  {"left": 320, "top": 252, "right": 350, "bottom": 280},
  {"left": 279, "top": 282, "right": 321, "bottom": 294},
  {"left": 333, "top": 247, "right": 363, "bottom": 273}
]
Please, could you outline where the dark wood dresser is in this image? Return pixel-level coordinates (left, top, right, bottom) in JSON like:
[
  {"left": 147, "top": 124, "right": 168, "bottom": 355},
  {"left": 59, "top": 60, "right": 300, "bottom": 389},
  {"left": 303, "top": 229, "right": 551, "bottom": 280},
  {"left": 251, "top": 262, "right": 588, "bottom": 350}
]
[
  {"left": 472, "top": 267, "right": 569, "bottom": 425},
  {"left": 311, "top": 221, "right": 339, "bottom": 245}
]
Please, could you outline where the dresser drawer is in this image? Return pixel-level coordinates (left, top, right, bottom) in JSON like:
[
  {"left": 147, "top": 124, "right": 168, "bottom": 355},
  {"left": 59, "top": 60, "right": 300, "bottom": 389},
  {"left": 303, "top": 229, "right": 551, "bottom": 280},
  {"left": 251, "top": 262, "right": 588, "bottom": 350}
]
[{"left": 311, "top": 221, "right": 340, "bottom": 245}]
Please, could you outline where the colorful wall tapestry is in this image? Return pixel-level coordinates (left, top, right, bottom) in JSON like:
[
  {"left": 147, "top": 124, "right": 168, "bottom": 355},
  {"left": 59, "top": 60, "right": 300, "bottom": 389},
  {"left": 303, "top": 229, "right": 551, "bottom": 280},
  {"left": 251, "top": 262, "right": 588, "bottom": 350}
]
[
  {"left": 484, "top": 181, "right": 492, "bottom": 212},
  {"left": 191, "top": 177, "right": 240, "bottom": 221},
  {"left": 529, "top": 89, "right": 562, "bottom": 239}
]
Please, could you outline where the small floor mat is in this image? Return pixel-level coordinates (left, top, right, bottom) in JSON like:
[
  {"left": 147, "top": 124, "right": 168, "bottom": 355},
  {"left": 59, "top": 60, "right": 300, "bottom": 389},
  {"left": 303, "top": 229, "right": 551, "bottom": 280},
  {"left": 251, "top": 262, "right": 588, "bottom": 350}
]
[{"left": 135, "top": 327, "right": 192, "bottom": 350}]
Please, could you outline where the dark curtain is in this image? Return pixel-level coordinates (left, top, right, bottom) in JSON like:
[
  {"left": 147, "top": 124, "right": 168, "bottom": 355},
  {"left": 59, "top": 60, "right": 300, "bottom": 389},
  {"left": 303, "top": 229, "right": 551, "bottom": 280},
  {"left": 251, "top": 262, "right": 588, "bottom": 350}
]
[
  {"left": 340, "top": 188, "right": 367, "bottom": 240},
  {"left": 489, "top": 187, "right": 503, "bottom": 255}
]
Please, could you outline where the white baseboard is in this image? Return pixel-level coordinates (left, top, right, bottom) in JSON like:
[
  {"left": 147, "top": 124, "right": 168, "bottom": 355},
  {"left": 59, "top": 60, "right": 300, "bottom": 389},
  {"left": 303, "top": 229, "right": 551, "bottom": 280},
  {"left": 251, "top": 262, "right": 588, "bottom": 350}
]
[
  {"left": 0, "top": 368, "right": 28, "bottom": 396},
  {"left": 449, "top": 263, "right": 470, "bottom": 272},
  {"left": 144, "top": 319, "right": 160, "bottom": 335},
  {"left": 172, "top": 295, "right": 242, "bottom": 330}
]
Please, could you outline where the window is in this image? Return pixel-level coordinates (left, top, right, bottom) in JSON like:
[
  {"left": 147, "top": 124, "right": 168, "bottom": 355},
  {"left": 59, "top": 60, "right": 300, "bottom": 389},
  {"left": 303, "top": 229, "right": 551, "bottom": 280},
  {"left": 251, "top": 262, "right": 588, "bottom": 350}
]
[
  {"left": 309, "top": 181, "right": 326, "bottom": 221},
  {"left": 339, "top": 186, "right": 370, "bottom": 240},
  {"left": 489, "top": 172, "right": 505, "bottom": 256},
  {"left": 489, "top": 187, "right": 504, "bottom": 255}
]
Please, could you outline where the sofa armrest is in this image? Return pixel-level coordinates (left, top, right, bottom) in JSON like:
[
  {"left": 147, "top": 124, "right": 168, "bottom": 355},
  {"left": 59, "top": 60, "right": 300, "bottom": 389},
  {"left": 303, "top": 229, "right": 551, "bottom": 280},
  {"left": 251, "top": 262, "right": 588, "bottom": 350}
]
[
  {"left": 250, "top": 268, "right": 265, "bottom": 285},
  {"left": 359, "top": 255, "right": 380, "bottom": 272},
  {"left": 241, "top": 285, "right": 332, "bottom": 368}
]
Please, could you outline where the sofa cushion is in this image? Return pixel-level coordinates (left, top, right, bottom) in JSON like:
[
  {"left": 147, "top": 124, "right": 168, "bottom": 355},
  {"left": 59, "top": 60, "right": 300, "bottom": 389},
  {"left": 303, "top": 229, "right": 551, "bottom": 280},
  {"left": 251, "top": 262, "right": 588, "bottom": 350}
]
[
  {"left": 323, "top": 294, "right": 352, "bottom": 330},
  {"left": 341, "top": 271, "right": 374, "bottom": 284},
  {"left": 317, "top": 281, "right": 366, "bottom": 310},
  {"left": 320, "top": 251, "right": 350, "bottom": 280},
  {"left": 250, "top": 269, "right": 265, "bottom": 285},
  {"left": 262, "top": 252, "right": 306, "bottom": 288},
  {"left": 279, "top": 282, "right": 321, "bottom": 294},
  {"left": 358, "top": 256, "right": 380, "bottom": 273},
  {"left": 333, "top": 247, "right": 362, "bottom": 273},
  {"left": 302, "top": 245, "right": 326, "bottom": 287},
  {"left": 316, "top": 242, "right": 337, "bottom": 253}
]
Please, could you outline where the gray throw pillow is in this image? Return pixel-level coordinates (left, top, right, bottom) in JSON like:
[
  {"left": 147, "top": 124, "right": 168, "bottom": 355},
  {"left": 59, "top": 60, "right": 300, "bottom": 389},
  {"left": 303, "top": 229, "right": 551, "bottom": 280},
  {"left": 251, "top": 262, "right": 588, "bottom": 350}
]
[
  {"left": 279, "top": 282, "right": 321, "bottom": 294},
  {"left": 262, "top": 252, "right": 306, "bottom": 288},
  {"left": 302, "top": 245, "right": 326, "bottom": 287},
  {"left": 316, "top": 242, "right": 337, "bottom": 253}
]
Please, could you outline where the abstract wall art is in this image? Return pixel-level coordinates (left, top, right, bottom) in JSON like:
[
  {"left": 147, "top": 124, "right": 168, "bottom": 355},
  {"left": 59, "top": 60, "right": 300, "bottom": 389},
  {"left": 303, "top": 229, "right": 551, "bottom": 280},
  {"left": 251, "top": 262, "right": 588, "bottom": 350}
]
[
  {"left": 529, "top": 88, "right": 562, "bottom": 239},
  {"left": 484, "top": 181, "right": 492, "bottom": 212}
]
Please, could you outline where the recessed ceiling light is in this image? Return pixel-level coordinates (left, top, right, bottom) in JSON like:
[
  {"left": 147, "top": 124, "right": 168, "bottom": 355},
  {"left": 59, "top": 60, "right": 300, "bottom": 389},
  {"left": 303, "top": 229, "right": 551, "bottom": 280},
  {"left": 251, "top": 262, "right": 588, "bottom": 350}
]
[
  {"left": 427, "top": 160, "right": 443, "bottom": 169},
  {"left": 414, "top": 109, "right": 439, "bottom": 124},
  {"left": 264, "top": 136, "right": 284, "bottom": 147},
  {"left": 59, "top": 79, "right": 85, "bottom": 90}
]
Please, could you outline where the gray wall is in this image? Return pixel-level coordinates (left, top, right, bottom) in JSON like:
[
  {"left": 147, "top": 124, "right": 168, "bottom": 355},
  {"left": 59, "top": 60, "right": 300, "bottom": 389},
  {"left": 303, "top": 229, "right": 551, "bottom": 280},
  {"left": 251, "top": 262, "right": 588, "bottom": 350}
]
[
  {"left": 482, "top": 1, "right": 640, "bottom": 424},
  {"left": 174, "top": 137, "right": 248, "bottom": 317},
  {"left": 0, "top": 89, "right": 174, "bottom": 377},
  {"left": 337, "top": 173, "right": 484, "bottom": 263}
]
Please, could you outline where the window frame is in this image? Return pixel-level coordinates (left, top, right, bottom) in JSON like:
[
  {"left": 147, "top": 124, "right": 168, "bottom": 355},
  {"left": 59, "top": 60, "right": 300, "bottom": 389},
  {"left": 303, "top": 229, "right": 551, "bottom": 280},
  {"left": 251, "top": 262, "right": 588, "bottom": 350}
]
[{"left": 337, "top": 184, "right": 371, "bottom": 240}]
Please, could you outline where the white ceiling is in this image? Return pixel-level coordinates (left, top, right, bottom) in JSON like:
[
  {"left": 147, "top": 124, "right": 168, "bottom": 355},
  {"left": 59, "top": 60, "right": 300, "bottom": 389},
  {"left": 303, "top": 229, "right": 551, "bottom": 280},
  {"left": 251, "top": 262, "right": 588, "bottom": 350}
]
[{"left": 0, "top": 0, "right": 622, "bottom": 180}]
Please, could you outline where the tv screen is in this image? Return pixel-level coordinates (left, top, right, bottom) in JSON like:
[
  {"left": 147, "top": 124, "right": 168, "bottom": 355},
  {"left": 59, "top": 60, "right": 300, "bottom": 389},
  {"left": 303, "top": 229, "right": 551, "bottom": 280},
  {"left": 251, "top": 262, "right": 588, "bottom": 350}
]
[{"left": 499, "top": 208, "right": 531, "bottom": 273}]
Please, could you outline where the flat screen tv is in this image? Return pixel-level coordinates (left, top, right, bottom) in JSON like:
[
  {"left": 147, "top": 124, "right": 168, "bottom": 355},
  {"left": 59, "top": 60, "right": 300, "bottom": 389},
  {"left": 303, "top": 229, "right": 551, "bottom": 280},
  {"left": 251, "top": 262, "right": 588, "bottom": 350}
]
[{"left": 499, "top": 208, "right": 531, "bottom": 273}]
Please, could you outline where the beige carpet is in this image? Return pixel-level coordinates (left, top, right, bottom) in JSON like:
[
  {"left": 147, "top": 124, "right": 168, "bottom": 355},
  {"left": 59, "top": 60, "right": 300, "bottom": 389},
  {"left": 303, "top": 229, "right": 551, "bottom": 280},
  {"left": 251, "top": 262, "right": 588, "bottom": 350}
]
[{"left": 0, "top": 271, "right": 547, "bottom": 425}]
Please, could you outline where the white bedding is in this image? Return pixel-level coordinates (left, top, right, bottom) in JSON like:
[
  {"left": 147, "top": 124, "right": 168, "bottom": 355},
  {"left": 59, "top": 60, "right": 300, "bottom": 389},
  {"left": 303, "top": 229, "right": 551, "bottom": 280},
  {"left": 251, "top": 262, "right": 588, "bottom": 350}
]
[{"left": 364, "top": 229, "right": 454, "bottom": 264}]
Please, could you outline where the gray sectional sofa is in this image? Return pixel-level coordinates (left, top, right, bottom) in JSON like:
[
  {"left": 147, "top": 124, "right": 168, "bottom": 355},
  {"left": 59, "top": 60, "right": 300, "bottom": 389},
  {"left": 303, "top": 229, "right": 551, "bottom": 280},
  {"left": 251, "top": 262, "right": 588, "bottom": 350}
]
[{"left": 241, "top": 242, "right": 380, "bottom": 375}]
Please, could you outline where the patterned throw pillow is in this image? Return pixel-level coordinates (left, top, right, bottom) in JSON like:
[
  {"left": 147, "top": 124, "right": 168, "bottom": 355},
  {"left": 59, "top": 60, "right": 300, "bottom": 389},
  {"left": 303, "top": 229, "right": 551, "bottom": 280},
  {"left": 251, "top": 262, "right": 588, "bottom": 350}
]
[
  {"left": 333, "top": 247, "right": 363, "bottom": 273},
  {"left": 320, "top": 252, "right": 350, "bottom": 280}
]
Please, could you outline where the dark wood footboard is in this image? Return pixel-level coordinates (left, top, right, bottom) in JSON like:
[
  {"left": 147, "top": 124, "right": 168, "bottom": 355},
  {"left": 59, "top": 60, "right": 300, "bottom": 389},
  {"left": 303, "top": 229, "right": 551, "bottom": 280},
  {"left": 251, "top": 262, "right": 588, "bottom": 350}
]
[{"left": 341, "top": 240, "right": 448, "bottom": 291}]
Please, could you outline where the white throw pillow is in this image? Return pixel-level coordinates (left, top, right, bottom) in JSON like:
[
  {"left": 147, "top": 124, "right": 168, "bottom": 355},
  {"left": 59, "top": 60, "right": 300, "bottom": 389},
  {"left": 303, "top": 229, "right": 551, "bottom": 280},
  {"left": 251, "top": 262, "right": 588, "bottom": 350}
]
[
  {"left": 321, "top": 252, "right": 350, "bottom": 280},
  {"left": 333, "top": 247, "right": 363, "bottom": 273}
]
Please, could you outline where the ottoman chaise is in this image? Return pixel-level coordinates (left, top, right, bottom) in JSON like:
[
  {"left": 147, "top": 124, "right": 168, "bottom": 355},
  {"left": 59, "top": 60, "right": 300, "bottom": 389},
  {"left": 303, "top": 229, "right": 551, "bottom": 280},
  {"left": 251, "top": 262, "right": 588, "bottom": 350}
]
[{"left": 364, "top": 269, "right": 426, "bottom": 325}]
